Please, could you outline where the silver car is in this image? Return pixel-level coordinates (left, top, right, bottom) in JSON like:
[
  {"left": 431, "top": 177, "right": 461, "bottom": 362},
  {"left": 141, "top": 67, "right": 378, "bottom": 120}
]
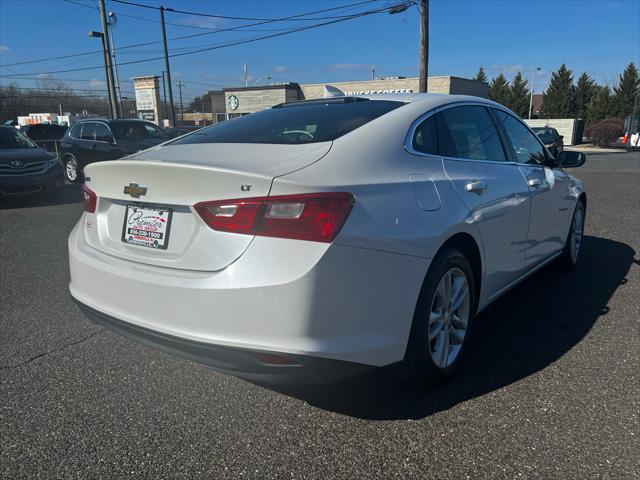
[{"left": 69, "top": 94, "right": 586, "bottom": 385}]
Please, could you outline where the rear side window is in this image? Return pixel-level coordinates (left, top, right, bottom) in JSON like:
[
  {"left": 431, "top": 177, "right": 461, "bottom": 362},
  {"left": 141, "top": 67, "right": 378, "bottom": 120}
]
[
  {"left": 439, "top": 106, "right": 507, "bottom": 161},
  {"left": 80, "top": 122, "right": 96, "bottom": 141},
  {"left": 494, "top": 109, "right": 547, "bottom": 165},
  {"left": 69, "top": 123, "right": 82, "bottom": 139},
  {"left": 172, "top": 99, "right": 404, "bottom": 145},
  {"left": 412, "top": 115, "right": 438, "bottom": 155},
  {"left": 95, "top": 123, "right": 113, "bottom": 142}
]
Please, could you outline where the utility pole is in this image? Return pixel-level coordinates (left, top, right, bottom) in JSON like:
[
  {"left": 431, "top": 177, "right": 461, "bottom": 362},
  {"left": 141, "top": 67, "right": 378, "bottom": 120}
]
[
  {"left": 160, "top": 6, "right": 176, "bottom": 127},
  {"left": 161, "top": 71, "right": 167, "bottom": 124},
  {"left": 176, "top": 81, "right": 184, "bottom": 126},
  {"left": 529, "top": 67, "right": 541, "bottom": 119},
  {"left": 419, "top": 0, "right": 429, "bottom": 93},
  {"left": 98, "top": 0, "right": 118, "bottom": 119},
  {"left": 371, "top": 66, "right": 375, "bottom": 81}
]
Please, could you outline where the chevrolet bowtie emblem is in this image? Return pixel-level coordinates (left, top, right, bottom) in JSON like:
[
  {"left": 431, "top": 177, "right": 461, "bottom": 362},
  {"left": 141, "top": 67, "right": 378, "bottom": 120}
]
[{"left": 123, "top": 183, "right": 147, "bottom": 198}]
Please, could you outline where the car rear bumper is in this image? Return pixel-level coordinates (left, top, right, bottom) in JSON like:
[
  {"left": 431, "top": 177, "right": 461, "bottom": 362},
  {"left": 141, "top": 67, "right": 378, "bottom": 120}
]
[
  {"left": 74, "top": 298, "right": 370, "bottom": 384},
  {"left": 68, "top": 214, "right": 429, "bottom": 377},
  {"left": 0, "top": 165, "right": 64, "bottom": 196}
]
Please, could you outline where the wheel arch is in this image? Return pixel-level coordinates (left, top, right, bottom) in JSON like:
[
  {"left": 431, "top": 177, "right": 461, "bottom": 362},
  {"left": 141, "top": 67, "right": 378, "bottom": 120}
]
[
  {"left": 578, "top": 191, "right": 587, "bottom": 211},
  {"left": 430, "top": 232, "right": 483, "bottom": 313}
]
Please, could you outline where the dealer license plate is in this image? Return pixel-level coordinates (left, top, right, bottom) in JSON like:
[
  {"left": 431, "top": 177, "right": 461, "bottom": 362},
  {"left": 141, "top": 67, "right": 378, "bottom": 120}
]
[{"left": 121, "top": 204, "right": 173, "bottom": 250}]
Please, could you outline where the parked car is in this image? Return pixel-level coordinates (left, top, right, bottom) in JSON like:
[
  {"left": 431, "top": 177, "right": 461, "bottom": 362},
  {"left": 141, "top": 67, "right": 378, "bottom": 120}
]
[
  {"left": 20, "top": 123, "right": 68, "bottom": 155},
  {"left": 167, "top": 125, "right": 203, "bottom": 138},
  {"left": 21, "top": 123, "right": 68, "bottom": 141},
  {"left": 0, "top": 126, "right": 64, "bottom": 198},
  {"left": 59, "top": 119, "right": 171, "bottom": 182},
  {"left": 531, "top": 127, "right": 564, "bottom": 157},
  {"left": 68, "top": 95, "right": 587, "bottom": 385}
]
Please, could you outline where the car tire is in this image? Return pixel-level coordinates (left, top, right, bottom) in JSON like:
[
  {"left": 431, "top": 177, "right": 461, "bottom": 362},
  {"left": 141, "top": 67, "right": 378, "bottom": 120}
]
[
  {"left": 558, "top": 200, "right": 585, "bottom": 269},
  {"left": 64, "top": 156, "right": 81, "bottom": 183},
  {"left": 394, "top": 248, "right": 476, "bottom": 386}
]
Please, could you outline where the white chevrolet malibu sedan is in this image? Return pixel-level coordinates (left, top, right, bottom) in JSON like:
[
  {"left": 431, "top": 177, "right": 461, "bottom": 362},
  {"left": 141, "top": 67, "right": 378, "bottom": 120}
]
[{"left": 68, "top": 94, "right": 587, "bottom": 385}]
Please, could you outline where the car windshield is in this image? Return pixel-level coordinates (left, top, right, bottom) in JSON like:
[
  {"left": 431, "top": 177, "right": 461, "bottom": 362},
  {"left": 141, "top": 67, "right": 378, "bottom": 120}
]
[
  {"left": 111, "top": 121, "right": 171, "bottom": 141},
  {"left": 172, "top": 98, "right": 405, "bottom": 145},
  {"left": 0, "top": 128, "right": 38, "bottom": 149},
  {"left": 532, "top": 128, "right": 554, "bottom": 141}
]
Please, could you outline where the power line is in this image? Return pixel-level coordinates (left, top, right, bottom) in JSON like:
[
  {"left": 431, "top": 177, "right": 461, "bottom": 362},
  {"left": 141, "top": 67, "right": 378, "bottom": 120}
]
[
  {"left": 0, "top": 1, "right": 413, "bottom": 78},
  {"left": 2, "top": 0, "right": 385, "bottom": 69},
  {"left": 111, "top": 0, "right": 380, "bottom": 21}
]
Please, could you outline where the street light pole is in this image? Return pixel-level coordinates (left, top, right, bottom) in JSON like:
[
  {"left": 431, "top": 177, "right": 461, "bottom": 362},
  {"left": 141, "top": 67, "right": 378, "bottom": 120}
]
[
  {"left": 529, "top": 67, "right": 541, "bottom": 119},
  {"left": 254, "top": 76, "right": 271, "bottom": 85},
  {"left": 107, "top": 12, "right": 123, "bottom": 118},
  {"left": 160, "top": 6, "right": 176, "bottom": 127},
  {"left": 419, "top": 0, "right": 429, "bottom": 93},
  {"left": 98, "top": 0, "right": 118, "bottom": 119}
]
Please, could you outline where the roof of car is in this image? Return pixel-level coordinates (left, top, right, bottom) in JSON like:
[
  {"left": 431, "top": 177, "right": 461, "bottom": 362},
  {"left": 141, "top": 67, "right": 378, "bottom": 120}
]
[{"left": 74, "top": 118, "right": 156, "bottom": 124}]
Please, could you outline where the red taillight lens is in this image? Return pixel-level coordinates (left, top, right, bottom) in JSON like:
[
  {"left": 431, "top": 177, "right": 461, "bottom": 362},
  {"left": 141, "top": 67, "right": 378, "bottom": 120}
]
[
  {"left": 82, "top": 184, "right": 97, "bottom": 213},
  {"left": 194, "top": 192, "right": 354, "bottom": 243}
]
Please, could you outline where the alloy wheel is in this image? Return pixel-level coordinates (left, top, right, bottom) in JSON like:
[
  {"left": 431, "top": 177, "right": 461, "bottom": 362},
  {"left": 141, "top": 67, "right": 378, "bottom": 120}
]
[
  {"left": 65, "top": 159, "right": 78, "bottom": 182},
  {"left": 428, "top": 267, "right": 471, "bottom": 369}
]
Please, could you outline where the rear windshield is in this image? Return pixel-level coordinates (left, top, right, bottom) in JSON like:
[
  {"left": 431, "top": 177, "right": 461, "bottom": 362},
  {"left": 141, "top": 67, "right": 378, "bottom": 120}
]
[
  {"left": 0, "top": 128, "right": 38, "bottom": 149},
  {"left": 532, "top": 128, "right": 554, "bottom": 140},
  {"left": 172, "top": 99, "right": 404, "bottom": 145},
  {"left": 111, "top": 121, "right": 171, "bottom": 141}
]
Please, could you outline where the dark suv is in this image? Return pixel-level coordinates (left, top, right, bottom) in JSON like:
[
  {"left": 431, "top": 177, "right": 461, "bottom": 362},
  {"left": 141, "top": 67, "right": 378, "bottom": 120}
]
[
  {"left": 531, "top": 127, "right": 564, "bottom": 157},
  {"left": 59, "top": 119, "right": 171, "bottom": 182}
]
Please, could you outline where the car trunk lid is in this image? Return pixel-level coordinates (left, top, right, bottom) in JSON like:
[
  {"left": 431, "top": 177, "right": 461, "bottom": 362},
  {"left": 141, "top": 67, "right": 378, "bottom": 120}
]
[{"left": 81, "top": 142, "right": 331, "bottom": 271}]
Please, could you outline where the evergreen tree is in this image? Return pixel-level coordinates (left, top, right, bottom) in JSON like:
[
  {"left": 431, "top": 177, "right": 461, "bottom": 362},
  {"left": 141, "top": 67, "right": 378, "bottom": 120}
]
[
  {"left": 488, "top": 73, "right": 510, "bottom": 106},
  {"left": 574, "top": 72, "right": 597, "bottom": 119},
  {"left": 613, "top": 62, "right": 640, "bottom": 119},
  {"left": 586, "top": 86, "right": 614, "bottom": 125},
  {"left": 540, "top": 64, "right": 575, "bottom": 118},
  {"left": 508, "top": 72, "right": 530, "bottom": 118},
  {"left": 474, "top": 66, "right": 488, "bottom": 84}
]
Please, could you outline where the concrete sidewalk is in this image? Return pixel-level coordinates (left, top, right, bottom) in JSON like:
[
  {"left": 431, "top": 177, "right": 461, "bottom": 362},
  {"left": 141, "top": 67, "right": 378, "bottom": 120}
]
[{"left": 565, "top": 144, "right": 629, "bottom": 153}]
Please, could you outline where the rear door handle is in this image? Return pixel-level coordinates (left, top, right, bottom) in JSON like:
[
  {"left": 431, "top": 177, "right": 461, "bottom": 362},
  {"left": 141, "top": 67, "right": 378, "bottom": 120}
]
[
  {"left": 465, "top": 181, "right": 487, "bottom": 194},
  {"left": 527, "top": 178, "right": 542, "bottom": 188}
]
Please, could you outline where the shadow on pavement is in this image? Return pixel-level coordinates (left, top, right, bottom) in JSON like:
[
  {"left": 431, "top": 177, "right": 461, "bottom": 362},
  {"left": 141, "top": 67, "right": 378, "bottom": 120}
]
[
  {"left": 266, "top": 235, "right": 635, "bottom": 420},
  {"left": 0, "top": 183, "right": 81, "bottom": 209}
]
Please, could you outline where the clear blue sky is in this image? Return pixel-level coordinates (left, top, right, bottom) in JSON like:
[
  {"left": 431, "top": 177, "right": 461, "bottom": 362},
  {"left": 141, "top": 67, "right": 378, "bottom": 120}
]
[{"left": 1, "top": 0, "right": 638, "bottom": 103}]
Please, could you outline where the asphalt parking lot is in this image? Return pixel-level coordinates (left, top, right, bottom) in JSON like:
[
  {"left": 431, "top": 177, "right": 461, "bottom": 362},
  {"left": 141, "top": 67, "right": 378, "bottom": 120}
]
[{"left": 1, "top": 152, "right": 638, "bottom": 479}]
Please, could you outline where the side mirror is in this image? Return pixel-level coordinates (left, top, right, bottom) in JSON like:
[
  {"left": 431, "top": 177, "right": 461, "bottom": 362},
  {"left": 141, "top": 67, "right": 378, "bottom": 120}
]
[{"left": 557, "top": 150, "right": 586, "bottom": 168}]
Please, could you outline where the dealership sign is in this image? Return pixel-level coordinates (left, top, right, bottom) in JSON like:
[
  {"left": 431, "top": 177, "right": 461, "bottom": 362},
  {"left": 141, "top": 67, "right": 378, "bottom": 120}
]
[{"left": 133, "top": 76, "right": 162, "bottom": 125}]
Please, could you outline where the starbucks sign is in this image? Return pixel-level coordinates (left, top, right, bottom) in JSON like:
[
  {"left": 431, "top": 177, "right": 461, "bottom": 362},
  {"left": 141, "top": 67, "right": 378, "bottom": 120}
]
[{"left": 227, "top": 95, "right": 239, "bottom": 111}]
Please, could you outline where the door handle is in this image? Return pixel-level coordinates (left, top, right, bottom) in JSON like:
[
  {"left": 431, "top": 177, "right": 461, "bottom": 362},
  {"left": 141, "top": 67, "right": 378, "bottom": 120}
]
[
  {"left": 465, "top": 181, "right": 487, "bottom": 194},
  {"left": 89, "top": 143, "right": 96, "bottom": 149},
  {"left": 527, "top": 178, "right": 542, "bottom": 188}
]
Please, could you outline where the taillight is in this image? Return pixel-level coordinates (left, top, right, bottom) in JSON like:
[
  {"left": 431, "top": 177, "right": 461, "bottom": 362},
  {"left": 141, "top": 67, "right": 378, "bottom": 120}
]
[
  {"left": 82, "top": 184, "right": 97, "bottom": 213},
  {"left": 194, "top": 192, "right": 354, "bottom": 243}
]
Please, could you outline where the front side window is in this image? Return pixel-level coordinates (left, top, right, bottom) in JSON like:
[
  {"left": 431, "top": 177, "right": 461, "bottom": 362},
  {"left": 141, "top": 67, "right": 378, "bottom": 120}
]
[
  {"left": 111, "top": 121, "right": 170, "bottom": 141},
  {"left": 172, "top": 99, "right": 404, "bottom": 145},
  {"left": 494, "top": 110, "right": 547, "bottom": 165},
  {"left": 80, "top": 122, "right": 96, "bottom": 141},
  {"left": 412, "top": 114, "right": 438, "bottom": 155},
  {"left": 438, "top": 106, "right": 507, "bottom": 161}
]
